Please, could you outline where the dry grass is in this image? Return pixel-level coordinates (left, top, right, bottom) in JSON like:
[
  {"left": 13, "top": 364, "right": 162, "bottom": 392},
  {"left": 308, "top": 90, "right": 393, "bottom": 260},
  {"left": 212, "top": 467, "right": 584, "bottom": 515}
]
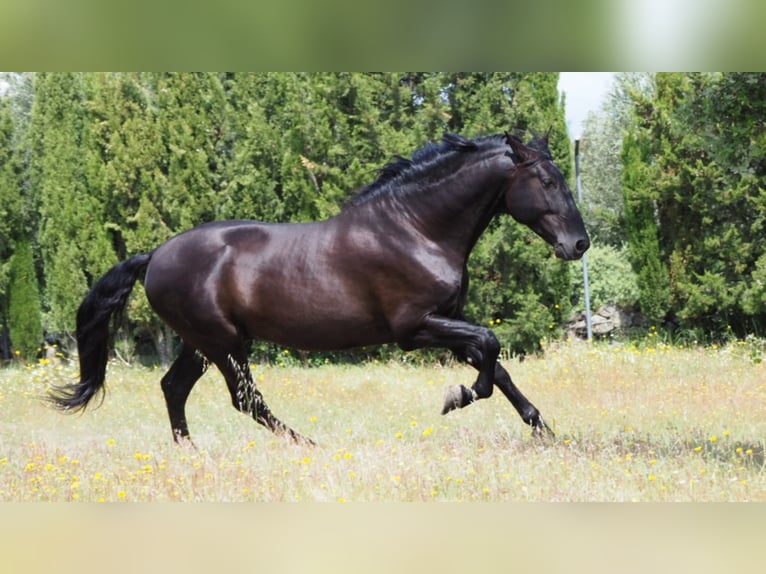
[{"left": 0, "top": 340, "right": 764, "bottom": 501}]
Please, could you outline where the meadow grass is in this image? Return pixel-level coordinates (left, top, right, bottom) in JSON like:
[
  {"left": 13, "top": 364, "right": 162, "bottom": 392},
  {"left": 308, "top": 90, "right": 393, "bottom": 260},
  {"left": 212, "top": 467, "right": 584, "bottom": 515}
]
[{"left": 0, "top": 340, "right": 763, "bottom": 502}]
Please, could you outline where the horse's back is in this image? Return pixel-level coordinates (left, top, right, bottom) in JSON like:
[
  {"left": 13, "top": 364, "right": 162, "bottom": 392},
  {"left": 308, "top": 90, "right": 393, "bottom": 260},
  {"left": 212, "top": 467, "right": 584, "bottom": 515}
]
[
  {"left": 146, "top": 220, "right": 266, "bottom": 283},
  {"left": 142, "top": 218, "right": 388, "bottom": 349}
]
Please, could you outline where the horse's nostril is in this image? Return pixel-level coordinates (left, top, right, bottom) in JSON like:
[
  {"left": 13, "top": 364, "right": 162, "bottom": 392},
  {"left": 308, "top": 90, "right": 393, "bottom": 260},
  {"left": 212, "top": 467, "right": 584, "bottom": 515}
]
[{"left": 575, "top": 239, "right": 590, "bottom": 254}]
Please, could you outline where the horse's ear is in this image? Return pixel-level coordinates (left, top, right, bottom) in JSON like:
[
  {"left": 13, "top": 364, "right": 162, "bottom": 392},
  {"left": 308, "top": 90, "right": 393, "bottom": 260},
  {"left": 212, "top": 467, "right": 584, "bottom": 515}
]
[{"left": 505, "top": 131, "right": 532, "bottom": 164}]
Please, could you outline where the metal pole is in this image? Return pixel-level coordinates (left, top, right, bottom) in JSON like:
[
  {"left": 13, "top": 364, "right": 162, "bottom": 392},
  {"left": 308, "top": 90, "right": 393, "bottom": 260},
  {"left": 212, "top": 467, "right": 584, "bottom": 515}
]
[{"left": 574, "top": 139, "right": 593, "bottom": 341}]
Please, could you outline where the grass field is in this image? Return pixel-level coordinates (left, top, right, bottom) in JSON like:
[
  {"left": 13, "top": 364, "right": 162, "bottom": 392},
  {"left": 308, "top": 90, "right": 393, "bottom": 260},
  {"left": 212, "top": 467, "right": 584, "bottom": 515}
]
[{"left": 0, "top": 340, "right": 764, "bottom": 501}]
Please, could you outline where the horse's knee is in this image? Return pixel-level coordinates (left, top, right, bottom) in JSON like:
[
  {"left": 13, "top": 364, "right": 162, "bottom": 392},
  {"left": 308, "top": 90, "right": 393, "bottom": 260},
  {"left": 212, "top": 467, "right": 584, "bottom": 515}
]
[
  {"left": 465, "top": 330, "right": 500, "bottom": 367},
  {"left": 160, "top": 374, "right": 172, "bottom": 397},
  {"left": 473, "top": 378, "right": 494, "bottom": 399},
  {"left": 483, "top": 330, "right": 500, "bottom": 361},
  {"left": 161, "top": 373, "right": 185, "bottom": 405}
]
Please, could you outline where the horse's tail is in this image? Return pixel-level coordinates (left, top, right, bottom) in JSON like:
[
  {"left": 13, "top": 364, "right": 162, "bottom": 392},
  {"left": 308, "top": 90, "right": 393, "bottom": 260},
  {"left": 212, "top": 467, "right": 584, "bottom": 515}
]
[{"left": 48, "top": 252, "right": 154, "bottom": 412}]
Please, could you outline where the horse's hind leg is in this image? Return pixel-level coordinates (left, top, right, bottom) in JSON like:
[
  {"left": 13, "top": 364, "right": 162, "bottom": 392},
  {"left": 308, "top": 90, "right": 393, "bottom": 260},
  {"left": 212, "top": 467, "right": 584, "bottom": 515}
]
[
  {"left": 214, "top": 348, "right": 314, "bottom": 445},
  {"left": 161, "top": 343, "right": 209, "bottom": 444}
]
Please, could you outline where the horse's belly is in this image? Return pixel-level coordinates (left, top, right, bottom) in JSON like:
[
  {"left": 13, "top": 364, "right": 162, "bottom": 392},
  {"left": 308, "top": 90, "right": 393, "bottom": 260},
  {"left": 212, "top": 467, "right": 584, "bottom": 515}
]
[
  {"left": 237, "top": 253, "right": 400, "bottom": 350},
  {"left": 247, "top": 312, "right": 393, "bottom": 351}
]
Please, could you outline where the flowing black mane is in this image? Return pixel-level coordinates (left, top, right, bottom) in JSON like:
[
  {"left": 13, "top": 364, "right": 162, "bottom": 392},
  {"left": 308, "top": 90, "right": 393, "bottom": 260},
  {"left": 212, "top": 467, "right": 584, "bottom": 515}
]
[{"left": 347, "top": 133, "right": 510, "bottom": 208}]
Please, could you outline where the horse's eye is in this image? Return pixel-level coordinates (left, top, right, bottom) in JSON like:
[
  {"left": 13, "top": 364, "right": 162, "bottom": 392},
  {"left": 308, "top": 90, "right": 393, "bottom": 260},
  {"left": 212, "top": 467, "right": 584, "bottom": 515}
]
[{"left": 542, "top": 178, "right": 554, "bottom": 189}]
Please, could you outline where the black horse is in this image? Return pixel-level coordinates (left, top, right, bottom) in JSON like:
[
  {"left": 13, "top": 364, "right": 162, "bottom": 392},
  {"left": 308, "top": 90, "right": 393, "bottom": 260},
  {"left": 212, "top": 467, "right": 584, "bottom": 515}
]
[{"left": 50, "top": 132, "right": 589, "bottom": 444}]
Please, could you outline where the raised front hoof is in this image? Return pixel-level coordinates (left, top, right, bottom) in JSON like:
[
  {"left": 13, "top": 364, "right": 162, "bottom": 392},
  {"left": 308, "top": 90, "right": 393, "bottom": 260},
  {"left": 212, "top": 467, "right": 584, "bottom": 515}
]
[
  {"left": 441, "top": 384, "right": 476, "bottom": 415},
  {"left": 529, "top": 416, "right": 555, "bottom": 440}
]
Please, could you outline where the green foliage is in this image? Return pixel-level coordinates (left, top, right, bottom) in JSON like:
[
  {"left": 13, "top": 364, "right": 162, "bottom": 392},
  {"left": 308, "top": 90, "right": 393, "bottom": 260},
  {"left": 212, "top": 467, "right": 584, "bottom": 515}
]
[
  {"left": 621, "top": 72, "right": 766, "bottom": 337},
  {"left": 155, "top": 73, "right": 227, "bottom": 230},
  {"left": 742, "top": 252, "right": 766, "bottom": 317},
  {"left": 0, "top": 97, "right": 19, "bottom": 320},
  {"left": 569, "top": 243, "right": 640, "bottom": 312},
  {"left": 0, "top": 98, "right": 21, "bottom": 254},
  {"left": 465, "top": 219, "right": 572, "bottom": 356},
  {"left": 30, "top": 73, "right": 117, "bottom": 339},
  {"left": 620, "top": 128, "right": 670, "bottom": 322},
  {"left": 457, "top": 73, "right": 574, "bottom": 355},
  {"left": 8, "top": 239, "right": 42, "bottom": 358}
]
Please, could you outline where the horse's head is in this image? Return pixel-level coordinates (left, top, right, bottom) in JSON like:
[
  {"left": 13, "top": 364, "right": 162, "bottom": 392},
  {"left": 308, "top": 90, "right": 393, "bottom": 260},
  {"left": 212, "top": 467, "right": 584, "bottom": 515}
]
[{"left": 503, "top": 132, "right": 590, "bottom": 260}]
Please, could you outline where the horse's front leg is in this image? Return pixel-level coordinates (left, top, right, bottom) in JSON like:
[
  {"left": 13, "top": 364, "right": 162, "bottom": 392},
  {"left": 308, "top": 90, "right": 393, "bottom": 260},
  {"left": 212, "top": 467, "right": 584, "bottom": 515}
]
[
  {"left": 401, "top": 314, "right": 553, "bottom": 436},
  {"left": 492, "top": 363, "right": 553, "bottom": 436},
  {"left": 442, "top": 352, "right": 553, "bottom": 436},
  {"left": 401, "top": 315, "right": 499, "bottom": 411}
]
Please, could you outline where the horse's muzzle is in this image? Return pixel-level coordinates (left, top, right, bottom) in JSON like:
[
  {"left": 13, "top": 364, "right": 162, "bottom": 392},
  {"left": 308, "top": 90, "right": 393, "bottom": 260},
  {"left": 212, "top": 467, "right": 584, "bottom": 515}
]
[{"left": 554, "top": 237, "right": 590, "bottom": 260}]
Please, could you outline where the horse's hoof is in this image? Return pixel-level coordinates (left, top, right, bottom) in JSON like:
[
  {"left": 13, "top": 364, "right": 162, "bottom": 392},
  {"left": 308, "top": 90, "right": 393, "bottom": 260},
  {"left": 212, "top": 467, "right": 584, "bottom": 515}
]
[
  {"left": 173, "top": 432, "right": 198, "bottom": 449},
  {"left": 441, "top": 385, "right": 460, "bottom": 414},
  {"left": 531, "top": 417, "right": 555, "bottom": 439}
]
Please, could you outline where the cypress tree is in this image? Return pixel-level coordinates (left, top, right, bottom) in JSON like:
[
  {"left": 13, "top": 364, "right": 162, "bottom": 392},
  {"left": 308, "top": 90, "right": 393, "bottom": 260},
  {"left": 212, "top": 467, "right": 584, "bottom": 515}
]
[
  {"left": 8, "top": 239, "right": 43, "bottom": 359},
  {"left": 155, "top": 72, "right": 227, "bottom": 230},
  {"left": 0, "top": 98, "right": 20, "bottom": 258},
  {"left": 621, "top": 128, "right": 670, "bottom": 323},
  {"left": 30, "top": 73, "right": 116, "bottom": 343},
  {"left": 0, "top": 96, "right": 24, "bottom": 358},
  {"left": 217, "top": 73, "right": 285, "bottom": 222},
  {"left": 89, "top": 73, "right": 176, "bottom": 363}
]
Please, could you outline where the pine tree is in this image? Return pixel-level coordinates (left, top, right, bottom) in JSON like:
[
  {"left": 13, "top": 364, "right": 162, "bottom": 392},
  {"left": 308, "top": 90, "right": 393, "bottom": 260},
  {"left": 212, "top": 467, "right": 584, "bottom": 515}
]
[{"left": 656, "top": 73, "right": 766, "bottom": 334}]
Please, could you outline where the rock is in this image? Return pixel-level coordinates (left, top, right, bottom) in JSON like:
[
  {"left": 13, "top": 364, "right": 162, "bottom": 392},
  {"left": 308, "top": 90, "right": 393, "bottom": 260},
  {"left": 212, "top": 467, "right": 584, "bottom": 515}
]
[{"left": 566, "top": 303, "right": 647, "bottom": 339}]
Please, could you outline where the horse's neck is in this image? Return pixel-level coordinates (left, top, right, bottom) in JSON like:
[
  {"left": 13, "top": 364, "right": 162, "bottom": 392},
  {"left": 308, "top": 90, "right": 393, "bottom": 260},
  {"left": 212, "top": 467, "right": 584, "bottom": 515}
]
[{"left": 396, "top": 154, "right": 510, "bottom": 258}]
